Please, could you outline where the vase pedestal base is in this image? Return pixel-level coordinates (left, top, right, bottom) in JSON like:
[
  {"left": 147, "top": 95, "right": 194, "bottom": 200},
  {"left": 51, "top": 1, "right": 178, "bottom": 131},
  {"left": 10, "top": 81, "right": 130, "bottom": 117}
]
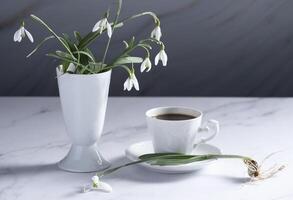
[{"left": 58, "top": 143, "right": 110, "bottom": 173}]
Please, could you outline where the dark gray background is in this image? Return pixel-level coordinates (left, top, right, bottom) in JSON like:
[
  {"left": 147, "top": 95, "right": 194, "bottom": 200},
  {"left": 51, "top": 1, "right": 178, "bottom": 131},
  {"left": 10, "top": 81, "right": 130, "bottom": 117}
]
[{"left": 1, "top": 0, "right": 293, "bottom": 96}]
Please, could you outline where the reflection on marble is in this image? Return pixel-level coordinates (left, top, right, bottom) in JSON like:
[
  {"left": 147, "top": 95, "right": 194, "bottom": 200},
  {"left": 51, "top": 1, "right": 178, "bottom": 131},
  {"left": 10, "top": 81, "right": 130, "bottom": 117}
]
[
  {"left": 1, "top": 0, "right": 293, "bottom": 96},
  {"left": 0, "top": 97, "right": 292, "bottom": 200}
]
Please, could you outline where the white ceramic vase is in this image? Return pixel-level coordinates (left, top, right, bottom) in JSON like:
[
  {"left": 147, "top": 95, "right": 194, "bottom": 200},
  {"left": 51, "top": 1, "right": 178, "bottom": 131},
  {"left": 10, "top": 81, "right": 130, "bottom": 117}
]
[{"left": 56, "top": 69, "right": 111, "bottom": 172}]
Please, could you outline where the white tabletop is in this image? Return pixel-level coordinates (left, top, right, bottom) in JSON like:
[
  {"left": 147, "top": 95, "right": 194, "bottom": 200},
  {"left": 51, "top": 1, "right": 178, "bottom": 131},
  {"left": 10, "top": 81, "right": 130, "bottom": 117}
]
[{"left": 0, "top": 97, "right": 292, "bottom": 200}]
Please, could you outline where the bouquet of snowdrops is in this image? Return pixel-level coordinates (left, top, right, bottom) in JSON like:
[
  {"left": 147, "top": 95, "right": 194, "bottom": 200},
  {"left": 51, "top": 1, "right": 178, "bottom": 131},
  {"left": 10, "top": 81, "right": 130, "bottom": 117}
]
[{"left": 14, "top": 0, "right": 167, "bottom": 91}]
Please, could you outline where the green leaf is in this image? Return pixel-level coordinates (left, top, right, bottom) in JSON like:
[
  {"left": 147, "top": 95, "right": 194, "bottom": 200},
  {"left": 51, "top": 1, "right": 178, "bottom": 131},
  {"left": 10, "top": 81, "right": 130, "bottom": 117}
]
[
  {"left": 62, "top": 33, "right": 75, "bottom": 50},
  {"left": 149, "top": 155, "right": 221, "bottom": 166},
  {"left": 27, "top": 35, "right": 54, "bottom": 58},
  {"left": 30, "top": 14, "right": 74, "bottom": 57},
  {"left": 72, "top": 50, "right": 95, "bottom": 62},
  {"left": 47, "top": 52, "right": 73, "bottom": 62},
  {"left": 78, "top": 31, "right": 101, "bottom": 50},
  {"left": 139, "top": 153, "right": 220, "bottom": 166},
  {"left": 55, "top": 50, "right": 74, "bottom": 60},
  {"left": 74, "top": 31, "right": 82, "bottom": 43},
  {"left": 139, "top": 153, "right": 182, "bottom": 160},
  {"left": 149, "top": 159, "right": 194, "bottom": 166},
  {"left": 114, "top": 56, "right": 143, "bottom": 65},
  {"left": 128, "top": 37, "right": 135, "bottom": 48},
  {"left": 85, "top": 48, "right": 95, "bottom": 61}
]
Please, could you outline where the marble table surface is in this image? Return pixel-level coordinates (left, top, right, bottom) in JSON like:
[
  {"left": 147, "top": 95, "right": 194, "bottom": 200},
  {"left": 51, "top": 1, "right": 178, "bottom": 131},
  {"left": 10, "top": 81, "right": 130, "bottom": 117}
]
[{"left": 0, "top": 97, "right": 292, "bottom": 200}]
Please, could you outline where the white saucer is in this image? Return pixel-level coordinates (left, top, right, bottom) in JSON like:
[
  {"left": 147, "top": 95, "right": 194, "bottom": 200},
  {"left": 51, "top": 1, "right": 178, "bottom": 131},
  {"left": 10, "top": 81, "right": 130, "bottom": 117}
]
[{"left": 125, "top": 141, "right": 221, "bottom": 174}]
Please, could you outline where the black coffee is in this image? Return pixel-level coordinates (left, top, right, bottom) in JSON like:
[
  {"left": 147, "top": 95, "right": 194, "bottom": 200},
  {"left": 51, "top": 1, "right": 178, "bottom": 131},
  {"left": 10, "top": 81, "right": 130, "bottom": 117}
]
[{"left": 154, "top": 113, "right": 196, "bottom": 121}]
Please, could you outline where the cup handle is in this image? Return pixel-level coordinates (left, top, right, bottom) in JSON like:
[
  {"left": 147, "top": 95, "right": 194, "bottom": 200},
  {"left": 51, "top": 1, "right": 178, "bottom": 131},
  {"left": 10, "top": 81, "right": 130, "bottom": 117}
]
[{"left": 193, "top": 119, "right": 219, "bottom": 148}]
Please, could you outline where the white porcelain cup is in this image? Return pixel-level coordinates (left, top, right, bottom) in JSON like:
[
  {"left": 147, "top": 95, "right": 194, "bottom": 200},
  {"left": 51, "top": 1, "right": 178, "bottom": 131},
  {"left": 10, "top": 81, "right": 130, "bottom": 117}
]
[{"left": 146, "top": 107, "right": 219, "bottom": 154}]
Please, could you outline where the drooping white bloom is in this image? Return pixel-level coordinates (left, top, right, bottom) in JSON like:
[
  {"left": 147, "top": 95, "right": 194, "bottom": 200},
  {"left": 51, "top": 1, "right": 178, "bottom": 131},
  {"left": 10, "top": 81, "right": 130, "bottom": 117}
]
[
  {"left": 155, "top": 49, "right": 168, "bottom": 66},
  {"left": 92, "top": 18, "right": 112, "bottom": 38},
  {"left": 140, "top": 57, "right": 152, "bottom": 72},
  {"left": 123, "top": 73, "right": 139, "bottom": 91},
  {"left": 83, "top": 176, "right": 112, "bottom": 193},
  {"left": 13, "top": 26, "right": 34, "bottom": 43},
  {"left": 151, "top": 26, "right": 162, "bottom": 41},
  {"left": 66, "top": 63, "right": 76, "bottom": 73}
]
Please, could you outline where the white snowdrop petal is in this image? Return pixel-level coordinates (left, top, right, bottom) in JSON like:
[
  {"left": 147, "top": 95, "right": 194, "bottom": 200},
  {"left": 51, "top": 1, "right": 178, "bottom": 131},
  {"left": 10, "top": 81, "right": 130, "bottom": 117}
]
[
  {"left": 92, "top": 20, "right": 101, "bottom": 32},
  {"left": 25, "top": 29, "right": 34, "bottom": 43},
  {"left": 146, "top": 58, "right": 152, "bottom": 67},
  {"left": 162, "top": 58, "right": 167, "bottom": 66},
  {"left": 151, "top": 26, "right": 162, "bottom": 41},
  {"left": 145, "top": 58, "right": 152, "bottom": 72},
  {"left": 20, "top": 27, "right": 25, "bottom": 37},
  {"left": 140, "top": 60, "right": 147, "bottom": 72},
  {"left": 150, "top": 29, "right": 155, "bottom": 38},
  {"left": 98, "top": 182, "right": 113, "bottom": 193},
  {"left": 155, "top": 27, "right": 162, "bottom": 41},
  {"left": 155, "top": 35, "right": 159, "bottom": 41},
  {"left": 162, "top": 50, "right": 168, "bottom": 66},
  {"left": 146, "top": 66, "right": 151, "bottom": 72},
  {"left": 132, "top": 76, "right": 139, "bottom": 91},
  {"left": 155, "top": 53, "right": 160, "bottom": 66},
  {"left": 127, "top": 80, "right": 133, "bottom": 91},
  {"left": 157, "top": 26, "right": 162, "bottom": 37},
  {"left": 13, "top": 29, "right": 22, "bottom": 42},
  {"left": 124, "top": 78, "right": 132, "bottom": 91},
  {"left": 140, "top": 64, "right": 146, "bottom": 73},
  {"left": 106, "top": 22, "right": 112, "bottom": 38},
  {"left": 101, "top": 18, "right": 107, "bottom": 27},
  {"left": 123, "top": 79, "right": 128, "bottom": 90}
]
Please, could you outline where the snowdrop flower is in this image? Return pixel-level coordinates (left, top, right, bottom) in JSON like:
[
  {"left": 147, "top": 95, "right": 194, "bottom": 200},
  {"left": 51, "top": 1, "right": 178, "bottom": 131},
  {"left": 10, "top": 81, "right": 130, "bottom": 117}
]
[
  {"left": 13, "top": 24, "right": 34, "bottom": 43},
  {"left": 123, "top": 72, "right": 139, "bottom": 91},
  {"left": 151, "top": 26, "right": 162, "bottom": 41},
  {"left": 140, "top": 57, "right": 152, "bottom": 72},
  {"left": 155, "top": 49, "right": 168, "bottom": 66},
  {"left": 66, "top": 63, "right": 76, "bottom": 73},
  {"left": 83, "top": 176, "right": 112, "bottom": 193},
  {"left": 92, "top": 18, "right": 112, "bottom": 38}
]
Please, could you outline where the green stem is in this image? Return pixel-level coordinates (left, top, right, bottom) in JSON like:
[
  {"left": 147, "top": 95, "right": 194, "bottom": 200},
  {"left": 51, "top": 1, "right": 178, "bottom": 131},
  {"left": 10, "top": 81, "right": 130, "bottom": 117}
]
[
  {"left": 120, "top": 11, "right": 159, "bottom": 24},
  {"left": 140, "top": 38, "right": 162, "bottom": 46},
  {"left": 138, "top": 45, "right": 150, "bottom": 57},
  {"left": 101, "top": 0, "right": 123, "bottom": 69}
]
